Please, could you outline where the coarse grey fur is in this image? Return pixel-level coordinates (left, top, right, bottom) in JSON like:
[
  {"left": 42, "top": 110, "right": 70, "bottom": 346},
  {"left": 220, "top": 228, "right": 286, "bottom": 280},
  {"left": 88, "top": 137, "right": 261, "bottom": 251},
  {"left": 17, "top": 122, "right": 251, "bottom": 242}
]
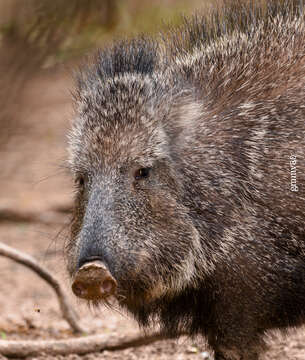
[{"left": 66, "top": 1, "right": 305, "bottom": 359}]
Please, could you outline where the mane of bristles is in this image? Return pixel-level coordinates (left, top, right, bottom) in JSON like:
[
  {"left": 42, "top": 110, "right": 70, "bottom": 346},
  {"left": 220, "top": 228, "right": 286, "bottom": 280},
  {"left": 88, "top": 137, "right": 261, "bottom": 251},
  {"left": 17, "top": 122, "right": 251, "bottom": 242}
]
[
  {"left": 75, "top": 37, "right": 159, "bottom": 93},
  {"left": 165, "top": 0, "right": 304, "bottom": 57}
]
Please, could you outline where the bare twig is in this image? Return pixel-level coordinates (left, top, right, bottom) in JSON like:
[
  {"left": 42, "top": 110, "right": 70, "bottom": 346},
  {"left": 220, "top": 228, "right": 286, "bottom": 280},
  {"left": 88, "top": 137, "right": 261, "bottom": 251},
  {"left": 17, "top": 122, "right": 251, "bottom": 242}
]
[
  {"left": 0, "top": 208, "right": 71, "bottom": 224},
  {"left": 0, "top": 242, "right": 86, "bottom": 334},
  {"left": 0, "top": 332, "right": 172, "bottom": 358}
]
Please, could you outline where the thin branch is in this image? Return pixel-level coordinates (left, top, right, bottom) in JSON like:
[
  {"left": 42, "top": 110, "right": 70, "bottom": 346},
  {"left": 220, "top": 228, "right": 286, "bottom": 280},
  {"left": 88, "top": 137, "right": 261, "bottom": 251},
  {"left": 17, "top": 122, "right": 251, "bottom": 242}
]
[
  {"left": 0, "top": 332, "right": 172, "bottom": 358},
  {"left": 0, "top": 242, "right": 86, "bottom": 334},
  {"left": 0, "top": 206, "right": 72, "bottom": 224}
]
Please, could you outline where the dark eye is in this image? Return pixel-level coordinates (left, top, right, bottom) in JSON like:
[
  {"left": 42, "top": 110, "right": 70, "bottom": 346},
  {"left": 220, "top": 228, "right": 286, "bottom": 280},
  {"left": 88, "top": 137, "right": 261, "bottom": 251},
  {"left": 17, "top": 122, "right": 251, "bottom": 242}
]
[
  {"left": 75, "top": 175, "right": 85, "bottom": 187},
  {"left": 134, "top": 167, "right": 151, "bottom": 180}
]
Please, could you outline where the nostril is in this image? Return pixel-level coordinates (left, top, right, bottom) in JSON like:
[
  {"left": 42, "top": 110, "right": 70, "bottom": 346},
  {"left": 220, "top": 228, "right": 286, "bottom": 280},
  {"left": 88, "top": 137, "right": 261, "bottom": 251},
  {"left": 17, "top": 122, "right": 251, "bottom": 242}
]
[
  {"left": 72, "top": 260, "right": 117, "bottom": 301},
  {"left": 72, "top": 281, "right": 88, "bottom": 298},
  {"left": 101, "top": 278, "right": 116, "bottom": 296}
]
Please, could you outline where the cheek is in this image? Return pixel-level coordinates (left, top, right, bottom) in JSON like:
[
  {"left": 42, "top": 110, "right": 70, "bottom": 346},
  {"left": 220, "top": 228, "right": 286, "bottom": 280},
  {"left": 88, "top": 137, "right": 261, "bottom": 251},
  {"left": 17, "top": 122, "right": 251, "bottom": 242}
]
[
  {"left": 128, "top": 220, "right": 199, "bottom": 302},
  {"left": 66, "top": 194, "right": 86, "bottom": 272},
  {"left": 149, "top": 195, "right": 177, "bottom": 217},
  {"left": 147, "top": 186, "right": 186, "bottom": 228},
  {"left": 70, "top": 195, "right": 86, "bottom": 240},
  {"left": 130, "top": 201, "right": 196, "bottom": 275}
]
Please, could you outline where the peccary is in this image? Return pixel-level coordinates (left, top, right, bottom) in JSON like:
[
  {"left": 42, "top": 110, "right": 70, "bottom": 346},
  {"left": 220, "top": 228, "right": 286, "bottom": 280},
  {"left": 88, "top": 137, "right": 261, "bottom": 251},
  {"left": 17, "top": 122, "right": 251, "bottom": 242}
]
[{"left": 66, "top": 1, "right": 305, "bottom": 359}]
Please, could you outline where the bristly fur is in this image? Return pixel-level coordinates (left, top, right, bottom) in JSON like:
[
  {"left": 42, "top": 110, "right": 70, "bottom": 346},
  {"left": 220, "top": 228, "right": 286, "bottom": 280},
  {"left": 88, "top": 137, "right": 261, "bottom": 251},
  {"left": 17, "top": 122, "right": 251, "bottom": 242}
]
[
  {"left": 67, "top": 1, "right": 305, "bottom": 359},
  {"left": 76, "top": 37, "right": 159, "bottom": 88},
  {"left": 166, "top": 0, "right": 304, "bottom": 56}
]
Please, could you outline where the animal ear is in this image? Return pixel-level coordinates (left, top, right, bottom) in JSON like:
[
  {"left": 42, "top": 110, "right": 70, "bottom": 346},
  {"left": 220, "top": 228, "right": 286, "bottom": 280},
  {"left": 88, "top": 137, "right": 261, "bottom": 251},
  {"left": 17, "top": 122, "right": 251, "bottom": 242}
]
[{"left": 165, "top": 95, "right": 203, "bottom": 147}]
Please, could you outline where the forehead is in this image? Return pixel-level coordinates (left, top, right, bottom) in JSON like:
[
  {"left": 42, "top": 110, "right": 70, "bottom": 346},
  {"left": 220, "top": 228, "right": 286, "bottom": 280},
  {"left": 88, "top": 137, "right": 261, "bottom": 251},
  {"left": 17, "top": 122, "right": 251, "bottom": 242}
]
[
  {"left": 70, "top": 120, "right": 166, "bottom": 173},
  {"left": 69, "top": 76, "right": 167, "bottom": 172}
]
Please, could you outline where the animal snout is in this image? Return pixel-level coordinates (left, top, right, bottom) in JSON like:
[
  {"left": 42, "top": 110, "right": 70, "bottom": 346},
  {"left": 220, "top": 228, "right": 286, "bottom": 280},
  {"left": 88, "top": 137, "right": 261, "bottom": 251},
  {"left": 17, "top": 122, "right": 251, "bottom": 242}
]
[{"left": 72, "top": 260, "right": 117, "bottom": 301}]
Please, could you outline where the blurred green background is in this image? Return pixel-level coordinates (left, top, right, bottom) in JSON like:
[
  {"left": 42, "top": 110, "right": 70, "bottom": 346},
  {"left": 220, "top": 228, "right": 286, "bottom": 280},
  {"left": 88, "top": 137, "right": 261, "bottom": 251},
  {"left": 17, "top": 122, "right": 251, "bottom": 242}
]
[{"left": 0, "top": 0, "right": 208, "bottom": 145}]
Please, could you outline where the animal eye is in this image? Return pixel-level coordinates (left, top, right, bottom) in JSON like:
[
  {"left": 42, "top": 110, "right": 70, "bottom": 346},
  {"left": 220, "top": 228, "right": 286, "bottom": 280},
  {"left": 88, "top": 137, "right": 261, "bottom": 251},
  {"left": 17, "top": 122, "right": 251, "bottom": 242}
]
[
  {"left": 134, "top": 168, "right": 151, "bottom": 180},
  {"left": 75, "top": 175, "right": 85, "bottom": 187}
]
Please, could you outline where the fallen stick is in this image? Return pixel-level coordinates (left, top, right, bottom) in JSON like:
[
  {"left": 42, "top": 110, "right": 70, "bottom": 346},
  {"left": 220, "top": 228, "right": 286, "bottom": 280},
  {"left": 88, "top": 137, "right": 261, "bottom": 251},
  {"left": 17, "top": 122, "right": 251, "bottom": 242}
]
[
  {"left": 0, "top": 207, "right": 70, "bottom": 224},
  {"left": 0, "top": 332, "right": 171, "bottom": 358},
  {"left": 0, "top": 242, "right": 86, "bottom": 334}
]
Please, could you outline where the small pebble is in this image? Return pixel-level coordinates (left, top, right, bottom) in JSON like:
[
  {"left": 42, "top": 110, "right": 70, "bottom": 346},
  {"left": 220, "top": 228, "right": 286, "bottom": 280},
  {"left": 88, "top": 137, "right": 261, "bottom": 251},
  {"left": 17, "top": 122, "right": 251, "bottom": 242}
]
[
  {"left": 200, "top": 351, "right": 212, "bottom": 359},
  {"left": 187, "top": 346, "right": 198, "bottom": 353}
]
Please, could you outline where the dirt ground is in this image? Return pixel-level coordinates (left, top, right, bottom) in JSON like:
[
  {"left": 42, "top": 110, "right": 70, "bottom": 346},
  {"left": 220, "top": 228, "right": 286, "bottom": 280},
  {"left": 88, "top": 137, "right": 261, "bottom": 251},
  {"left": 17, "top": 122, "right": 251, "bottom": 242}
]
[{"left": 0, "top": 67, "right": 305, "bottom": 360}]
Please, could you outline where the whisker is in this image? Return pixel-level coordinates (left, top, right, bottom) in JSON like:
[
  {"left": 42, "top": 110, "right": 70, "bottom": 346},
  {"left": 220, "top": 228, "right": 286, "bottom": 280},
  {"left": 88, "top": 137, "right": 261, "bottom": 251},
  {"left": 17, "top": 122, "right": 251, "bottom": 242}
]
[
  {"left": 32, "top": 169, "right": 68, "bottom": 187},
  {"left": 103, "top": 298, "right": 127, "bottom": 318}
]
